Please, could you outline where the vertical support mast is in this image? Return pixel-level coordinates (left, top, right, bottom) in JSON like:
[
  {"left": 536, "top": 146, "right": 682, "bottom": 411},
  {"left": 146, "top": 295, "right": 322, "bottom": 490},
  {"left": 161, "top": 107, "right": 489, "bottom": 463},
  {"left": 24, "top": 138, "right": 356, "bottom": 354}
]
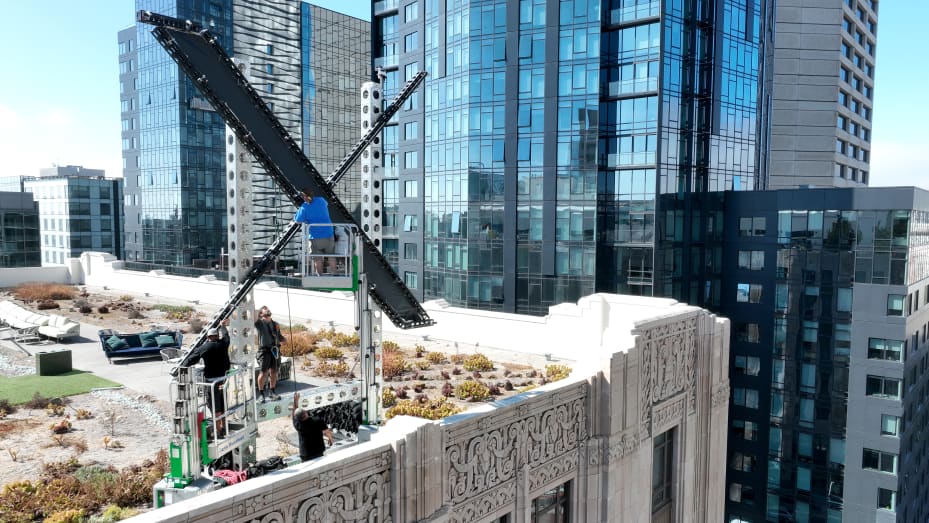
[
  {"left": 360, "top": 80, "right": 384, "bottom": 250},
  {"left": 225, "top": 59, "right": 257, "bottom": 365}
]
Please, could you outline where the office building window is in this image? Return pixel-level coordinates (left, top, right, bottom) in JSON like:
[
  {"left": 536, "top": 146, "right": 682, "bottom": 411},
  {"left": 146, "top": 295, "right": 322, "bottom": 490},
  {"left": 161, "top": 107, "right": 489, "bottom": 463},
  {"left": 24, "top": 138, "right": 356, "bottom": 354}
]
[
  {"left": 728, "top": 483, "right": 754, "bottom": 505},
  {"left": 877, "top": 488, "right": 897, "bottom": 511},
  {"left": 736, "top": 283, "right": 762, "bottom": 303},
  {"left": 730, "top": 451, "right": 755, "bottom": 472},
  {"left": 653, "top": 430, "right": 674, "bottom": 511},
  {"left": 866, "top": 376, "right": 901, "bottom": 399},
  {"left": 404, "top": 180, "right": 418, "bottom": 198},
  {"left": 731, "top": 420, "right": 757, "bottom": 441},
  {"left": 402, "top": 214, "right": 419, "bottom": 232},
  {"left": 734, "top": 356, "right": 760, "bottom": 376},
  {"left": 530, "top": 481, "right": 570, "bottom": 522},
  {"left": 403, "top": 242, "right": 418, "bottom": 260},
  {"left": 404, "top": 1, "right": 419, "bottom": 22},
  {"left": 403, "top": 271, "right": 418, "bottom": 289},
  {"left": 836, "top": 288, "right": 852, "bottom": 312},
  {"left": 733, "top": 388, "right": 759, "bottom": 409},
  {"left": 735, "top": 323, "right": 760, "bottom": 343},
  {"left": 867, "top": 338, "right": 904, "bottom": 362},
  {"left": 887, "top": 294, "right": 904, "bottom": 316},
  {"left": 862, "top": 449, "right": 897, "bottom": 474},
  {"left": 737, "top": 250, "right": 764, "bottom": 270},
  {"left": 881, "top": 414, "right": 900, "bottom": 436},
  {"left": 738, "top": 217, "right": 766, "bottom": 236}
]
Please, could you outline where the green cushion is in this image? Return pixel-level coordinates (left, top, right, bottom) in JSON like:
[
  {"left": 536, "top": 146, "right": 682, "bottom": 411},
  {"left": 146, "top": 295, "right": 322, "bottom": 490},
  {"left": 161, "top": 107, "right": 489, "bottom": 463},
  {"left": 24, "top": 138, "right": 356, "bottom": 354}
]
[
  {"left": 106, "top": 335, "right": 129, "bottom": 351},
  {"left": 155, "top": 334, "right": 176, "bottom": 347},
  {"left": 139, "top": 332, "right": 159, "bottom": 348}
]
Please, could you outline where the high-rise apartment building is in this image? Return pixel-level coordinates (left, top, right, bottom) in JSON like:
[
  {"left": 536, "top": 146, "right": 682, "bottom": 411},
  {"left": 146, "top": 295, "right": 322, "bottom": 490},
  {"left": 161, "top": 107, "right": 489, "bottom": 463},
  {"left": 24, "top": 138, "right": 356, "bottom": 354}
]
[
  {"left": 767, "top": 0, "right": 878, "bottom": 188},
  {"left": 719, "top": 187, "right": 929, "bottom": 523},
  {"left": 118, "top": 1, "right": 369, "bottom": 267},
  {"left": 0, "top": 192, "right": 40, "bottom": 268},
  {"left": 374, "top": 0, "right": 772, "bottom": 314},
  {"left": 23, "top": 171, "right": 124, "bottom": 266}
]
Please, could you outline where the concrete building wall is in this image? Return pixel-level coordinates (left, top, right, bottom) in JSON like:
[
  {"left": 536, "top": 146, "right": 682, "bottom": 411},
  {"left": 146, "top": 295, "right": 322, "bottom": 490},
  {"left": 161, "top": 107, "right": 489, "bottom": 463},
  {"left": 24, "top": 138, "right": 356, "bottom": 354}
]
[
  {"left": 846, "top": 283, "right": 906, "bottom": 523},
  {"left": 768, "top": 0, "right": 878, "bottom": 188}
]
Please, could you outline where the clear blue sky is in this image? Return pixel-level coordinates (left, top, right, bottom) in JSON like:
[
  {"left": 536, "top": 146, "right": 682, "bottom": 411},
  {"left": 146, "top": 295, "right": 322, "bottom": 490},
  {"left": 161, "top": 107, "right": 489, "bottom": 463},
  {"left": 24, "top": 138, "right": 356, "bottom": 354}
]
[{"left": 0, "top": 1, "right": 924, "bottom": 187}]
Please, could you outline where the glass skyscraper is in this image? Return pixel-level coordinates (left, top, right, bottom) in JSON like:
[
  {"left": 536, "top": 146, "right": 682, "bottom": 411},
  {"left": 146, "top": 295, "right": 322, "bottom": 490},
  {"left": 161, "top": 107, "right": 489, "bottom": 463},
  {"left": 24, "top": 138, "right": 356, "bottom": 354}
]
[
  {"left": 119, "top": 0, "right": 232, "bottom": 266},
  {"left": 119, "top": 1, "right": 369, "bottom": 267},
  {"left": 374, "top": 0, "right": 770, "bottom": 315}
]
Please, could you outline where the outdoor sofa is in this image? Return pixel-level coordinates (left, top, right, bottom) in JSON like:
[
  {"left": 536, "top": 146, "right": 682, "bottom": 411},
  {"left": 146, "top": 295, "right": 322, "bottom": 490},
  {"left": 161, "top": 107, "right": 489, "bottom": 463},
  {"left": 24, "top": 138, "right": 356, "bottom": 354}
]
[{"left": 99, "top": 328, "right": 184, "bottom": 363}]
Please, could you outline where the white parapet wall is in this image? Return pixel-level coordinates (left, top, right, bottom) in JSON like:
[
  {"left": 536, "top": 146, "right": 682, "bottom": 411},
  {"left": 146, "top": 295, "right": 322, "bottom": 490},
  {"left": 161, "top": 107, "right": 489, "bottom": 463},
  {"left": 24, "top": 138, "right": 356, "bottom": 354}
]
[{"left": 0, "top": 265, "right": 72, "bottom": 288}]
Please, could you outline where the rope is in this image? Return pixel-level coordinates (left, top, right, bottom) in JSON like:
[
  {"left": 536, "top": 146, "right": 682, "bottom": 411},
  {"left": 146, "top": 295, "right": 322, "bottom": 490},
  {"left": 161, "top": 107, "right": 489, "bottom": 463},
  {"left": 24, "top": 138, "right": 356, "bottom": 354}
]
[{"left": 284, "top": 280, "right": 297, "bottom": 396}]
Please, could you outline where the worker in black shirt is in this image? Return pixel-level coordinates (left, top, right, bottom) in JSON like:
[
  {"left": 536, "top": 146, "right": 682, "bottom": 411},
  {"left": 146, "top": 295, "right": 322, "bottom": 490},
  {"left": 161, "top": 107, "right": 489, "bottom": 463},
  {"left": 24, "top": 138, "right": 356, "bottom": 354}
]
[
  {"left": 292, "top": 391, "right": 333, "bottom": 461},
  {"left": 254, "top": 306, "right": 285, "bottom": 402},
  {"left": 186, "top": 327, "right": 231, "bottom": 435}
]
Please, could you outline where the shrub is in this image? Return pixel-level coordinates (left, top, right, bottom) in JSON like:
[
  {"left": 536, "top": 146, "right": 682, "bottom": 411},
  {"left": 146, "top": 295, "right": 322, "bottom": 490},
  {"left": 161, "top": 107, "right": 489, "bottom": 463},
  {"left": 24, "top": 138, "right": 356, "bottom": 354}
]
[
  {"left": 441, "top": 370, "right": 451, "bottom": 380},
  {"left": 463, "top": 353, "right": 494, "bottom": 372},
  {"left": 315, "top": 361, "right": 349, "bottom": 378},
  {"left": 12, "top": 282, "right": 76, "bottom": 302},
  {"left": 37, "top": 300, "right": 60, "bottom": 310},
  {"left": 451, "top": 367, "right": 462, "bottom": 376},
  {"left": 24, "top": 392, "right": 50, "bottom": 409},
  {"left": 545, "top": 364, "right": 572, "bottom": 382},
  {"left": 97, "top": 305, "right": 109, "bottom": 314},
  {"left": 152, "top": 304, "right": 195, "bottom": 320},
  {"left": 426, "top": 351, "right": 446, "bottom": 364},
  {"left": 45, "top": 509, "right": 86, "bottom": 523},
  {"left": 286, "top": 323, "right": 308, "bottom": 333},
  {"left": 449, "top": 353, "right": 466, "bottom": 365},
  {"left": 118, "top": 295, "right": 134, "bottom": 302},
  {"left": 395, "top": 387, "right": 409, "bottom": 400},
  {"left": 91, "top": 504, "right": 140, "bottom": 522},
  {"left": 413, "top": 383, "right": 425, "bottom": 394},
  {"left": 330, "top": 331, "right": 360, "bottom": 348},
  {"left": 518, "top": 383, "right": 539, "bottom": 393},
  {"left": 415, "top": 360, "right": 431, "bottom": 370},
  {"left": 472, "top": 371, "right": 482, "bottom": 379},
  {"left": 0, "top": 399, "right": 16, "bottom": 415},
  {"left": 414, "top": 344, "right": 425, "bottom": 358},
  {"left": 385, "top": 397, "right": 463, "bottom": 420},
  {"left": 127, "top": 309, "right": 144, "bottom": 320},
  {"left": 315, "top": 347, "right": 344, "bottom": 360},
  {"left": 382, "top": 349, "right": 411, "bottom": 379},
  {"left": 382, "top": 387, "right": 397, "bottom": 408},
  {"left": 280, "top": 331, "right": 318, "bottom": 357},
  {"left": 382, "top": 340, "right": 400, "bottom": 352},
  {"left": 527, "top": 369, "right": 538, "bottom": 378},
  {"left": 441, "top": 382, "right": 454, "bottom": 397},
  {"left": 455, "top": 381, "right": 491, "bottom": 402},
  {"left": 79, "top": 305, "right": 93, "bottom": 314}
]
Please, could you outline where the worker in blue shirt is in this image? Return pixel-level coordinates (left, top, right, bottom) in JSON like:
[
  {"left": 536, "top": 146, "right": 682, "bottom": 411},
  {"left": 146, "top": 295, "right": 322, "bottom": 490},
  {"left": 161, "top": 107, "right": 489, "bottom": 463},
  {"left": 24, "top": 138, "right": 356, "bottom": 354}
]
[{"left": 295, "top": 188, "right": 336, "bottom": 274}]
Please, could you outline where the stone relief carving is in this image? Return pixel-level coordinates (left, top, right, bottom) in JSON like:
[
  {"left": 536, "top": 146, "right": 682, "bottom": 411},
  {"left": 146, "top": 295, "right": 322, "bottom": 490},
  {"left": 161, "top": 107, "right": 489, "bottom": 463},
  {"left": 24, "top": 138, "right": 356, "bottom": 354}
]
[
  {"left": 607, "top": 428, "right": 640, "bottom": 462},
  {"left": 652, "top": 395, "right": 686, "bottom": 435},
  {"left": 295, "top": 470, "right": 392, "bottom": 523},
  {"left": 712, "top": 382, "right": 730, "bottom": 409},
  {"left": 445, "top": 393, "right": 587, "bottom": 505},
  {"left": 638, "top": 317, "right": 697, "bottom": 435},
  {"left": 234, "top": 492, "right": 275, "bottom": 518},
  {"left": 528, "top": 453, "right": 578, "bottom": 491},
  {"left": 448, "top": 481, "right": 517, "bottom": 523}
]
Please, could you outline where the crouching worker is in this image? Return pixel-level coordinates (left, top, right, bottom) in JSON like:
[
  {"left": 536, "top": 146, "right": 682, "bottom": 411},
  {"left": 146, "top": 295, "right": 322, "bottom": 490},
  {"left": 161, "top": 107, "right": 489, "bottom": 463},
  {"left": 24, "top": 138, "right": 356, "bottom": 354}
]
[
  {"left": 292, "top": 391, "right": 333, "bottom": 462},
  {"left": 186, "top": 326, "right": 231, "bottom": 436}
]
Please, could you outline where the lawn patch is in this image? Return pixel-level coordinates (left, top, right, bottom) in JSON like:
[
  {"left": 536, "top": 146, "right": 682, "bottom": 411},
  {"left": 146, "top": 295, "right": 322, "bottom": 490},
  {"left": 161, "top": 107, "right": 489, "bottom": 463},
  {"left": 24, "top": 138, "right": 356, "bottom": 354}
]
[{"left": 0, "top": 372, "right": 120, "bottom": 405}]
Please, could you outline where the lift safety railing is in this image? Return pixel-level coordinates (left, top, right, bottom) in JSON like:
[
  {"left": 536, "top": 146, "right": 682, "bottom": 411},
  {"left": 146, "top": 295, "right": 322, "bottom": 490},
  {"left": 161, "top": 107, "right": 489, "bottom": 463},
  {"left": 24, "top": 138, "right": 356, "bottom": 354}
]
[{"left": 137, "top": 12, "right": 433, "bottom": 373}]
